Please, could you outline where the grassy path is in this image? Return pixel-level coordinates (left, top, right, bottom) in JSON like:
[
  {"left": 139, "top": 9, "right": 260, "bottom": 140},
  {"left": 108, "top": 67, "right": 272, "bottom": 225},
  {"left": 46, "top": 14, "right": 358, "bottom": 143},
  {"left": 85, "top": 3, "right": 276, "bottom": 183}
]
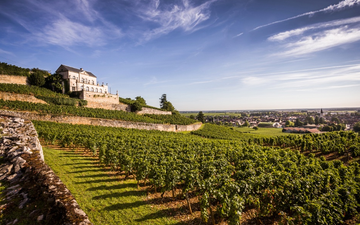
[{"left": 43, "top": 147, "right": 179, "bottom": 225}]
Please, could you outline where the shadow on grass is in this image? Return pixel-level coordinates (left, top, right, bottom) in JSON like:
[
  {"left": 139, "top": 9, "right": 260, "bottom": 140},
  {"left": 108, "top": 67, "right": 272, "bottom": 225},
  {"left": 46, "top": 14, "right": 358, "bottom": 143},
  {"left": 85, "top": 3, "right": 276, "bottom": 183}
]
[
  {"left": 69, "top": 169, "right": 109, "bottom": 174},
  {"left": 75, "top": 178, "right": 121, "bottom": 184},
  {"left": 93, "top": 190, "right": 145, "bottom": 200},
  {"left": 87, "top": 183, "right": 137, "bottom": 191}
]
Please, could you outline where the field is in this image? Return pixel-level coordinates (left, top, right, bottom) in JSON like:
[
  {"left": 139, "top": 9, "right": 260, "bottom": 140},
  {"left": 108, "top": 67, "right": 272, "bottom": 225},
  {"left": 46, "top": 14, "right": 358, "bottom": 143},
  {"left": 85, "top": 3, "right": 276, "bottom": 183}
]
[
  {"left": 33, "top": 121, "right": 360, "bottom": 225},
  {"left": 234, "top": 127, "right": 295, "bottom": 137},
  {"left": 43, "top": 146, "right": 178, "bottom": 225}
]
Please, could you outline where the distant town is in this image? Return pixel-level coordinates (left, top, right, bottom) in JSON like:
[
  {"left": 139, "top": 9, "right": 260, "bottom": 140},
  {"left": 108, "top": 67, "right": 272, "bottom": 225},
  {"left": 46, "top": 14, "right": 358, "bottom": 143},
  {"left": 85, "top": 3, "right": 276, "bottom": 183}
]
[{"left": 182, "top": 108, "right": 360, "bottom": 133}]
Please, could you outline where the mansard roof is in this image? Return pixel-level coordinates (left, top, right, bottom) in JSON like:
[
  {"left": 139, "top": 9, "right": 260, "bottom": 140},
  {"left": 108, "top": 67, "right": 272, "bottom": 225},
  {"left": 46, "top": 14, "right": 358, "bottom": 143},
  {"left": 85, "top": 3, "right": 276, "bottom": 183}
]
[{"left": 56, "top": 64, "right": 97, "bottom": 78}]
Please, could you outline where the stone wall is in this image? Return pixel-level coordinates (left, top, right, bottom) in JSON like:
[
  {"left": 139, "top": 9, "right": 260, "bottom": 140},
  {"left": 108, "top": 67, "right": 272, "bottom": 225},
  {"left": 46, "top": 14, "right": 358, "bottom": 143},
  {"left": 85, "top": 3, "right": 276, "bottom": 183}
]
[
  {"left": 137, "top": 107, "right": 172, "bottom": 115},
  {"left": 0, "top": 92, "right": 48, "bottom": 104},
  {"left": 0, "top": 115, "right": 92, "bottom": 224},
  {"left": 85, "top": 101, "right": 129, "bottom": 111},
  {"left": 0, "top": 110, "right": 202, "bottom": 132},
  {"left": 0, "top": 75, "right": 28, "bottom": 85},
  {"left": 81, "top": 91, "right": 119, "bottom": 104}
]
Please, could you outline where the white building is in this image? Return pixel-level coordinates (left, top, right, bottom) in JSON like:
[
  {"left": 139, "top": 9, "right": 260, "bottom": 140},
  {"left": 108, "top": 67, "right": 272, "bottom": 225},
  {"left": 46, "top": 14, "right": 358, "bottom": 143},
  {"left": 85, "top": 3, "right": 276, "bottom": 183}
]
[{"left": 56, "top": 65, "right": 108, "bottom": 94}]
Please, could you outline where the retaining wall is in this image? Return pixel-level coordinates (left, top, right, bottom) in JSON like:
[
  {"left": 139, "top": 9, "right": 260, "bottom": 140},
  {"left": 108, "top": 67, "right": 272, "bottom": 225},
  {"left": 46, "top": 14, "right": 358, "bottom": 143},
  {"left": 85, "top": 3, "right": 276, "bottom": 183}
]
[
  {"left": 0, "top": 115, "right": 92, "bottom": 224},
  {"left": 0, "top": 92, "right": 48, "bottom": 104},
  {"left": 137, "top": 107, "right": 172, "bottom": 115},
  {"left": 0, "top": 75, "right": 28, "bottom": 85},
  {"left": 0, "top": 110, "right": 202, "bottom": 132}
]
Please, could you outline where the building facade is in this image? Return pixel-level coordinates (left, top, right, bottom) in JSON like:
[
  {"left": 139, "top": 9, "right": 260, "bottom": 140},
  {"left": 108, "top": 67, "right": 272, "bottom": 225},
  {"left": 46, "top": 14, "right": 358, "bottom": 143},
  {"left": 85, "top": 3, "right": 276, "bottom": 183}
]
[{"left": 56, "top": 65, "right": 108, "bottom": 94}]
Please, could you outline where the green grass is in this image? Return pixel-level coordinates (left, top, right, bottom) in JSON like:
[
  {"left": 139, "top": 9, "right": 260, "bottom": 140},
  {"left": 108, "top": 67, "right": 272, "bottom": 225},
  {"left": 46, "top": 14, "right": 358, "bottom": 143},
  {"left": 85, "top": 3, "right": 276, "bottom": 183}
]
[
  {"left": 181, "top": 112, "right": 243, "bottom": 117},
  {"left": 43, "top": 147, "right": 178, "bottom": 225},
  {"left": 234, "top": 127, "right": 298, "bottom": 137}
]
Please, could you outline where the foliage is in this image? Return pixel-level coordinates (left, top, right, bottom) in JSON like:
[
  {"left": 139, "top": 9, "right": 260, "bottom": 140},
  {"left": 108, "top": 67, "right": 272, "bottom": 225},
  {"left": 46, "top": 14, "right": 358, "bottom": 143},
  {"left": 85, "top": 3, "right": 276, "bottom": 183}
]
[
  {"left": 0, "top": 99, "right": 196, "bottom": 125},
  {"left": 0, "top": 62, "right": 48, "bottom": 77},
  {"left": 135, "top": 96, "right": 146, "bottom": 105},
  {"left": 43, "top": 147, "right": 177, "bottom": 225},
  {"left": 34, "top": 120, "right": 360, "bottom": 225},
  {"left": 285, "top": 120, "right": 294, "bottom": 127},
  {"left": 191, "top": 124, "right": 248, "bottom": 140},
  {"left": 44, "top": 74, "right": 64, "bottom": 93},
  {"left": 143, "top": 114, "right": 197, "bottom": 125},
  {"left": 130, "top": 100, "right": 143, "bottom": 112},
  {"left": 0, "top": 83, "right": 87, "bottom": 106},
  {"left": 197, "top": 111, "right": 205, "bottom": 123},
  {"left": 159, "top": 94, "right": 176, "bottom": 112},
  {"left": 295, "top": 118, "right": 303, "bottom": 127},
  {"left": 28, "top": 71, "right": 45, "bottom": 86},
  {"left": 353, "top": 122, "right": 360, "bottom": 132},
  {"left": 243, "top": 121, "right": 250, "bottom": 127}
]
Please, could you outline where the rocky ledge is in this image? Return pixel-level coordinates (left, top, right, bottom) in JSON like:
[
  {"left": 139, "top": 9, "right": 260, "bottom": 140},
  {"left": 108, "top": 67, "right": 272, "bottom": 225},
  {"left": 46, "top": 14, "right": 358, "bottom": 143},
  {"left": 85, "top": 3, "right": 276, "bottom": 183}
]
[{"left": 0, "top": 115, "right": 92, "bottom": 224}]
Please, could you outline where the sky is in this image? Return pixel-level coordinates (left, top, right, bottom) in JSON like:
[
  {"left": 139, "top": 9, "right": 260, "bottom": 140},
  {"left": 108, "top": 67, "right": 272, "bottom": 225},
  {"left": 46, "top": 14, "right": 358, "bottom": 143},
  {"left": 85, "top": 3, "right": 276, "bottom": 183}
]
[{"left": 0, "top": 0, "right": 360, "bottom": 111}]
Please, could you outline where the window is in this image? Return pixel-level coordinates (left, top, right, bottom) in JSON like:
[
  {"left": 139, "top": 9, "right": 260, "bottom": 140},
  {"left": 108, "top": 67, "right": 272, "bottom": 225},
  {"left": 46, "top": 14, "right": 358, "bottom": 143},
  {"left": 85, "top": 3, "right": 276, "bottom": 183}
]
[
  {"left": 99, "top": 89, "right": 102, "bottom": 93},
  {"left": 86, "top": 86, "right": 89, "bottom": 91},
  {"left": 91, "top": 87, "right": 94, "bottom": 92},
  {"left": 95, "top": 88, "right": 98, "bottom": 92},
  {"left": 73, "top": 76, "right": 75, "bottom": 79},
  {"left": 81, "top": 78, "right": 84, "bottom": 83},
  {"left": 92, "top": 80, "right": 94, "bottom": 85},
  {"left": 72, "top": 87, "right": 75, "bottom": 91},
  {"left": 80, "top": 85, "right": 84, "bottom": 90}
]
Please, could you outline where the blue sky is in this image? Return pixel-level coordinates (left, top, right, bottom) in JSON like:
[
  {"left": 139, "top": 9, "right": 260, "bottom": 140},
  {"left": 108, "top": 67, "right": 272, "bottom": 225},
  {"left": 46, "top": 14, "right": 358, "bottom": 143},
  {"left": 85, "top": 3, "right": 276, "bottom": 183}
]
[{"left": 1, "top": 0, "right": 360, "bottom": 111}]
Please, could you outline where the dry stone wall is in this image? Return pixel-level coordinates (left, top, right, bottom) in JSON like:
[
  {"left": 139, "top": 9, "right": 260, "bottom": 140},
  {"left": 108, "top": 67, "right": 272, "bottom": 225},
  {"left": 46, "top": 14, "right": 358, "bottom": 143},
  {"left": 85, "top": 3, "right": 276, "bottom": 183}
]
[
  {"left": 0, "top": 115, "right": 92, "bottom": 224},
  {"left": 0, "top": 109, "right": 202, "bottom": 132},
  {"left": 137, "top": 107, "right": 172, "bottom": 115},
  {"left": 0, "top": 75, "right": 28, "bottom": 85},
  {"left": 0, "top": 92, "right": 48, "bottom": 104}
]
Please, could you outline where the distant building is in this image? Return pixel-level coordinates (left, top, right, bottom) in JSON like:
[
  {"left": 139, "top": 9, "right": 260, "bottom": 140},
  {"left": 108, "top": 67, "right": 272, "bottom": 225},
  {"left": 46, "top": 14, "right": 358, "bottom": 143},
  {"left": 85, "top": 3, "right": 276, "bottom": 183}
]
[
  {"left": 320, "top": 108, "right": 324, "bottom": 117},
  {"left": 56, "top": 64, "right": 108, "bottom": 94}
]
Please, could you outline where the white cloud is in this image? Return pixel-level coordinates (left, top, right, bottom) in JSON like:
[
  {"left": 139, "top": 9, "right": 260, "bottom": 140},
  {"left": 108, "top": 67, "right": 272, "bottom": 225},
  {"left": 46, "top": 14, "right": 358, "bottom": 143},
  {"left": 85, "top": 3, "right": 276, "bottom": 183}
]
[
  {"left": 268, "top": 16, "right": 360, "bottom": 41},
  {"left": 276, "top": 26, "right": 360, "bottom": 57},
  {"left": 38, "top": 16, "right": 104, "bottom": 47},
  {"left": 253, "top": 0, "right": 360, "bottom": 31},
  {"left": 137, "top": 0, "right": 217, "bottom": 41},
  {"left": 0, "top": 48, "right": 15, "bottom": 56}
]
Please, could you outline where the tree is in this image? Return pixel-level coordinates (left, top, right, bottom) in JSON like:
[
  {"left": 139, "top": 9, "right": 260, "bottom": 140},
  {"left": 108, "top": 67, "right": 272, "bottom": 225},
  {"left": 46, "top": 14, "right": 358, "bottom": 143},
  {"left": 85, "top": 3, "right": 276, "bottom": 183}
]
[
  {"left": 197, "top": 111, "right": 205, "bottom": 123},
  {"left": 315, "top": 116, "right": 320, "bottom": 125},
  {"left": 135, "top": 96, "right": 146, "bottom": 105},
  {"left": 159, "top": 94, "right": 176, "bottom": 113},
  {"left": 28, "top": 71, "right": 45, "bottom": 86},
  {"left": 294, "top": 118, "right": 303, "bottom": 127},
  {"left": 331, "top": 117, "right": 341, "bottom": 124},
  {"left": 305, "top": 116, "right": 315, "bottom": 125},
  {"left": 243, "top": 121, "right": 250, "bottom": 127},
  {"left": 353, "top": 122, "right": 360, "bottom": 132},
  {"left": 285, "top": 120, "right": 294, "bottom": 127},
  {"left": 319, "top": 117, "right": 326, "bottom": 124},
  {"left": 160, "top": 94, "right": 168, "bottom": 109},
  {"left": 189, "top": 115, "right": 195, "bottom": 120},
  {"left": 45, "top": 74, "right": 64, "bottom": 93}
]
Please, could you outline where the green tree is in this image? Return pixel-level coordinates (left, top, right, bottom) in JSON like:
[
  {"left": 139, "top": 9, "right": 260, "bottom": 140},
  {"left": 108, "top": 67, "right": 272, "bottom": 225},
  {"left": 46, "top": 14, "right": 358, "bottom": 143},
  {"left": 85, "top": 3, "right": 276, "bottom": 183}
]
[
  {"left": 135, "top": 96, "right": 146, "bottom": 105},
  {"left": 320, "top": 117, "right": 326, "bottom": 124},
  {"left": 189, "top": 115, "right": 195, "bottom": 120},
  {"left": 28, "top": 71, "right": 45, "bottom": 86},
  {"left": 45, "top": 74, "right": 64, "bottom": 93},
  {"left": 305, "top": 116, "right": 315, "bottom": 124},
  {"left": 295, "top": 118, "right": 303, "bottom": 127},
  {"left": 331, "top": 117, "right": 341, "bottom": 124},
  {"left": 197, "top": 111, "right": 205, "bottom": 123},
  {"left": 159, "top": 94, "right": 176, "bottom": 113},
  {"left": 243, "top": 121, "right": 250, "bottom": 127},
  {"left": 315, "top": 116, "right": 320, "bottom": 125},
  {"left": 285, "top": 120, "right": 294, "bottom": 127},
  {"left": 353, "top": 122, "right": 360, "bottom": 132}
]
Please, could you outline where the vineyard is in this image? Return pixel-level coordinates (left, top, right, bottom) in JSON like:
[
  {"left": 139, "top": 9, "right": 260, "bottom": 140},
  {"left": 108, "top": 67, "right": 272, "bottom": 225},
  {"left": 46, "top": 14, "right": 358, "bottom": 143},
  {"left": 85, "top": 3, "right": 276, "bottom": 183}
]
[
  {"left": 0, "top": 83, "right": 87, "bottom": 106},
  {"left": 34, "top": 120, "right": 360, "bottom": 224},
  {"left": 0, "top": 99, "right": 197, "bottom": 125}
]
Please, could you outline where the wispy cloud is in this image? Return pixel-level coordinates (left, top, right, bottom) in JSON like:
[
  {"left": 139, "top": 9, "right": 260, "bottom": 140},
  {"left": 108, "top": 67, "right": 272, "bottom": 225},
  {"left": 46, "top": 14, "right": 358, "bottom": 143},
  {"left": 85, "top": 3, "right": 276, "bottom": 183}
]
[
  {"left": 274, "top": 26, "right": 360, "bottom": 57},
  {"left": 0, "top": 0, "right": 122, "bottom": 48},
  {"left": 135, "top": 0, "right": 218, "bottom": 42},
  {"left": 240, "top": 64, "right": 360, "bottom": 92},
  {"left": 253, "top": 0, "right": 360, "bottom": 31},
  {"left": 0, "top": 48, "right": 15, "bottom": 56},
  {"left": 268, "top": 16, "right": 360, "bottom": 41}
]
